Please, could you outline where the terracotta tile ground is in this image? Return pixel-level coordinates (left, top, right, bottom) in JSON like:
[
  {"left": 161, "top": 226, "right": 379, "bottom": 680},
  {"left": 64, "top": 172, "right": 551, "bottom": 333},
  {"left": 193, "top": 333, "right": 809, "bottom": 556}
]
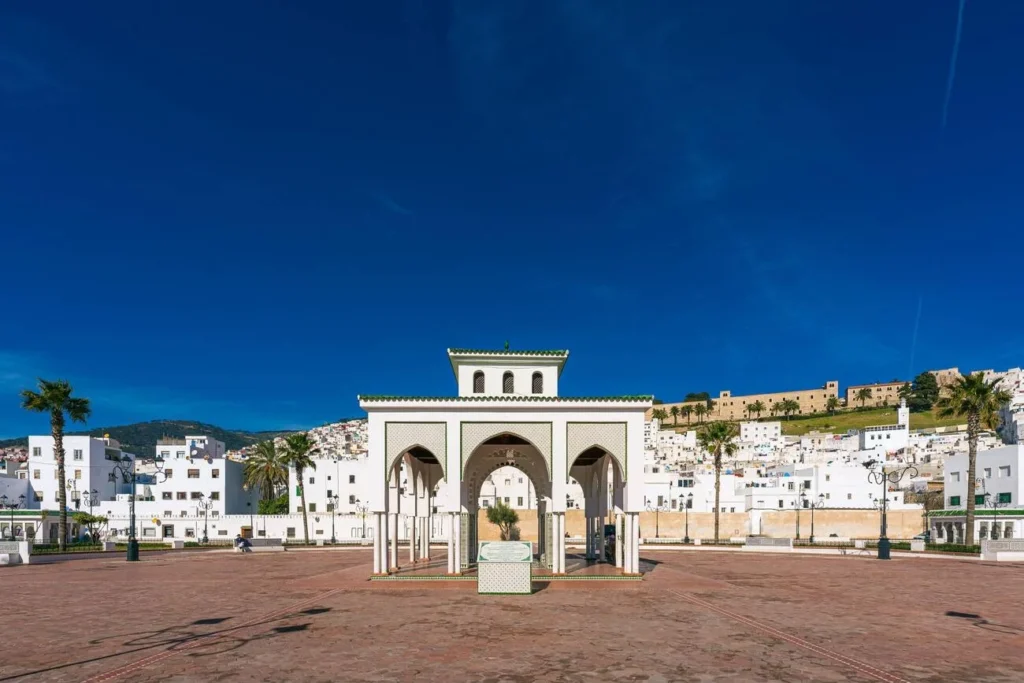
[{"left": 2, "top": 549, "right": 1022, "bottom": 682}]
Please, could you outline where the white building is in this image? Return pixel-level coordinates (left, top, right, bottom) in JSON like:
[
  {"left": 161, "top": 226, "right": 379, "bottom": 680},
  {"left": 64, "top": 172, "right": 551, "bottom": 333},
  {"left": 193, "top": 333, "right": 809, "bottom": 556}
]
[
  {"left": 26, "top": 435, "right": 135, "bottom": 510},
  {"left": 935, "top": 444, "right": 1023, "bottom": 542},
  {"left": 857, "top": 399, "right": 910, "bottom": 453},
  {"left": 288, "top": 456, "right": 373, "bottom": 516},
  {"left": 740, "top": 420, "right": 782, "bottom": 444}
]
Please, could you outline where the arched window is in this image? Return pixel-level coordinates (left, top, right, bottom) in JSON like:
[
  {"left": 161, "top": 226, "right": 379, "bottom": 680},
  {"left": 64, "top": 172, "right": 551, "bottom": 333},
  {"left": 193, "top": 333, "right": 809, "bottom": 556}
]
[
  {"left": 473, "top": 371, "right": 485, "bottom": 394},
  {"left": 502, "top": 371, "right": 514, "bottom": 394},
  {"left": 532, "top": 371, "right": 543, "bottom": 394}
]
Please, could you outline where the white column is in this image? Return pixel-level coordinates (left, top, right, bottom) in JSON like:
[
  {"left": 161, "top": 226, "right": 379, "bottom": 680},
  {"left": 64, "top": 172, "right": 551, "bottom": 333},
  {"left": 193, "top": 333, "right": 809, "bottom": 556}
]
[
  {"left": 454, "top": 513, "right": 462, "bottom": 574},
  {"left": 409, "top": 514, "right": 416, "bottom": 564},
  {"left": 598, "top": 514, "right": 606, "bottom": 562},
  {"left": 445, "top": 514, "right": 452, "bottom": 572},
  {"left": 615, "top": 512, "right": 623, "bottom": 569},
  {"left": 626, "top": 511, "right": 634, "bottom": 577},
  {"left": 448, "top": 513, "right": 455, "bottom": 573},
  {"left": 390, "top": 513, "right": 398, "bottom": 570},
  {"left": 379, "top": 511, "right": 389, "bottom": 573},
  {"left": 556, "top": 513, "right": 565, "bottom": 574},
  {"left": 372, "top": 513, "right": 381, "bottom": 574}
]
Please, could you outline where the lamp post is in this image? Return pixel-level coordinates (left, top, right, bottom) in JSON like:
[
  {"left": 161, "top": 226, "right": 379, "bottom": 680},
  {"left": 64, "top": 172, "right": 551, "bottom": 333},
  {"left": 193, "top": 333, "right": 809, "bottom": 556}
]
[
  {"left": 330, "top": 494, "right": 340, "bottom": 544},
  {"left": 683, "top": 492, "right": 693, "bottom": 544},
  {"left": 796, "top": 490, "right": 805, "bottom": 540},
  {"left": 197, "top": 495, "right": 213, "bottom": 544},
  {"left": 355, "top": 498, "right": 369, "bottom": 538},
  {"left": 810, "top": 493, "right": 823, "bottom": 543},
  {"left": 110, "top": 454, "right": 166, "bottom": 561},
  {"left": 0, "top": 494, "right": 26, "bottom": 540},
  {"left": 864, "top": 459, "right": 918, "bottom": 560},
  {"left": 82, "top": 489, "right": 98, "bottom": 516},
  {"left": 980, "top": 480, "right": 1001, "bottom": 541},
  {"left": 67, "top": 479, "right": 81, "bottom": 511}
]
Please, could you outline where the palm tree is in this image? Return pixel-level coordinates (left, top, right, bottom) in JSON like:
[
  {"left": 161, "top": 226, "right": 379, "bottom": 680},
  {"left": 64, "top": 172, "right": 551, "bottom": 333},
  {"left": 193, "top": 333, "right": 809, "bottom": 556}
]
[
  {"left": 670, "top": 405, "right": 680, "bottom": 425},
  {"left": 280, "top": 433, "right": 320, "bottom": 545},
  {"left": 746, "top": 404, "right": 757, "bottom": 419},
  {"left": 936, "top": 373, "right": 1012, "bottom": 546},
  {"left": 782, "top": 399, "right": 800, "bottom": 420},
  {"left": 769, "top": 401, "right": 781, "bottom": 418},
  {"left": 694, "top": 403, "right": 707, "bottom": 423},
  {"left": 651, "top": 408, "right": 668, "bottom": 424},
  {"left": 826, "top": 396, "right": 840, "bottom": 415},
  {"left": 750, "top": 400, "right": 766, "bottom": 419},
  {"left": 244, "top": 440, "right": 288, "bottom": 502},
  {"left": 697, "top": 421, "right": 738, "bottom": 543},
  {"left": 856, "top": 387, "right": 873, "bottom": 408},
  {"left": 20, "top": 379, "right": 91, "bottom": 552},
  {"left": 682, "top": 405, "right": 693, "bottom": 424}
]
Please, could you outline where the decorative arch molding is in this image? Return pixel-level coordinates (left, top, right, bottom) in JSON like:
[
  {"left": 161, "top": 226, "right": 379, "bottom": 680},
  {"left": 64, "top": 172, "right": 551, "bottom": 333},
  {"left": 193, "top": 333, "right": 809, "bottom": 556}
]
[
  {"left": 566, "top": 422, "right": 627, "bottom": 480},
  {"left": 463, "top": 448, "right": 553, "bottom": 504},
  {"left": 460, "top": 422, "right": 552, "bottom": 478},
  {"left": 385, "top": 422, "right": 447, "bottom": 482}
]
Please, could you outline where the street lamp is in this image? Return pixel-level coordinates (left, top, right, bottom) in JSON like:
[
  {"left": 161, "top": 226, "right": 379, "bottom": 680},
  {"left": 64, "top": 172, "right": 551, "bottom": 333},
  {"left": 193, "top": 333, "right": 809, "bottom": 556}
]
[
  {"left": 82, "top": 489, "right": 98, "bottom": 516},
  {"left": 810, "top": 493, "right": 824, "bottom": 543},
  {"left": 67, "top": 479, "right": 81, "bottom": 511},
  {"left": 330, "top": 494, "right": 340, "bottom": 544},
  {"left": 0, "top": 494, "right": 26, "bottom": 540},
  {"left": 110, "top": 454, "right": 166, "bottom": 561},
  {"left": 864, "top": 459, "right": 918, "bottom": 560},
  {"left": 197, "top": 495, "right": 213, "bottom": 544},
  {"left": 796, "top": 490, "right": 806, "bottom": 540},
  {"left": 683, "top": 492, "right": 693, "bottom": 544},
  {"left": 355, "top": 498, "right": 369, "bottom": 539},
  {"left": 979, "top": 480, "right": 1001, "bottom": 541}
]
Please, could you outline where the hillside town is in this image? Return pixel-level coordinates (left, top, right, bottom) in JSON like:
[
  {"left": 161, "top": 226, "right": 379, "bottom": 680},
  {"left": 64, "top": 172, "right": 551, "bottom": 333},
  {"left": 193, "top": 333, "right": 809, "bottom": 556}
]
[{"left": 3, "top": 364, "right": 1021, "bottom": 545}]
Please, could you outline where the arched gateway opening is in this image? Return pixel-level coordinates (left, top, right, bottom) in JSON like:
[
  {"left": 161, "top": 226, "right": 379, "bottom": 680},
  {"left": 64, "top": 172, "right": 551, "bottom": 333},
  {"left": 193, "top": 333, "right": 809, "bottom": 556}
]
[{"left": 462, "top": 433, "right": 553, "bottom": 569}]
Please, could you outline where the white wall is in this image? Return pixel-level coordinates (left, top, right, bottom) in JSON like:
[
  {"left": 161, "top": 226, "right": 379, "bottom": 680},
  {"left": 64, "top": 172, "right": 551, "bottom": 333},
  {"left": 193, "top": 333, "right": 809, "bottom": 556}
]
[
  {"left": 27, "top": 436, "right": 135, "bottom": 510},
  {"left": 456, "top": 364, "right": 559, "bottom": 397},
  {"left": 944, "top": 445, "right": 1022, "bottom": 509}
]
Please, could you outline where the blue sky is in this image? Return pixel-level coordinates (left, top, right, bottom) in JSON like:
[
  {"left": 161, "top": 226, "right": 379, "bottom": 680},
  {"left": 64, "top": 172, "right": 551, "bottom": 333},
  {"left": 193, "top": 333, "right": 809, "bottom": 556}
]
[{"left": 2, "top": 1, "right": 1022, "bottom": 437}]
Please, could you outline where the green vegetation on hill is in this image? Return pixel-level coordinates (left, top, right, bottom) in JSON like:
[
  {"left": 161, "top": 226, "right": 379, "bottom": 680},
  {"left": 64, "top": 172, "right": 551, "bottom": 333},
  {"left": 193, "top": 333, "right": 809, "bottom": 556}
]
[
  {"left": 0, "top": 419, "right": 297, "bottom": 457},
  {"left": 668, "top": 407, "right": 966, "bottom": 437}
]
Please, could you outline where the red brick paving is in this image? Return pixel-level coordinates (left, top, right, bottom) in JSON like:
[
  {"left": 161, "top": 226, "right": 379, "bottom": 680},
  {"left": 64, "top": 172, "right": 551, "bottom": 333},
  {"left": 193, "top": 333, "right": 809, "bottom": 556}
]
[{"left": 2, "top": 549, "right": 1022, "bottom": 682}]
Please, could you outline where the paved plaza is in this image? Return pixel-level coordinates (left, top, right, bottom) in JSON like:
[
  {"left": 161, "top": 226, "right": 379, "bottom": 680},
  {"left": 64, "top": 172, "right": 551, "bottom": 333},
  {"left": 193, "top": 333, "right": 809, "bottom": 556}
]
[{"left": 2, "top": 549, "right": 1022, "bottom": 682}]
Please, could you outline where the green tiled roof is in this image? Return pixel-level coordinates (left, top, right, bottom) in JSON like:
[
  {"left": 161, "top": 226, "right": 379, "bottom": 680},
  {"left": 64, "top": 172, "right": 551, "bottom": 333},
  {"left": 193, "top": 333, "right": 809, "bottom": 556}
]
[
  {"left": 927, "top": 509, "right": 1024, "bottom": 517},
  {"left": 358, "top": 395, "right": 652, "bottom": 403},
  {"left": 447, "top": 348, "right": 569, "bottom": 356}
]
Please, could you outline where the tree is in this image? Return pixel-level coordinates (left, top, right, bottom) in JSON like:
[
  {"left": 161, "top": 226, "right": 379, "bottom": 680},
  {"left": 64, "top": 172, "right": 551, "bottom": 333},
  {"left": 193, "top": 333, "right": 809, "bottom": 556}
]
[
  {"left": 651, "top": 408, "right": 668, "bottom": 424},
  {"left": 897, "top": 382, "right": 913, "bottom": 402},
  {"left": 682, "top": 405, "right": 693, "bottom": 424},
  {"left": 936, "top": 373, "right": 1012, "bottom": 546},
  {"left": 826, "top": 396, "right": 840, "bottom": 415},
  {"left": 781, "top": 399, "right": 800, "bottom": 420},
  {"left": 280, "top": 433, "right": 320, "bottom": 545},
  {"left": 750, "top": 400, "right": 766, "bottom": 419},
  {"left": 670, "top": 406, "right": 680, "bottom": 425},
  {"left": 486, "top": 499, "right": 520, "bottom": 540},
  {"left": 856, "top": 387, "right": 873, "bottom": 408},
  {"left": 694, "top": 403, "right": 707, "bottom": 423},
  {"left": 20, "top": 379, "right": 91, "bottom": 552},
  {"left": 746, "top": 404, "right": 757, "bottom": 419},
  {"left": 244, "top": 440, "right": 288, "bottom": 501},
  {"left": 909, "top": 371, "right": 940, "bottom": 412},
  {"left": 258, "top": 492, "right": 289, "bottom": 515},
  {"left": 697, "top": 421, "right": 738, "bottom": 543},
  {"left": 769, "top": 401, "right": 782, "bottom": 417},
  {"left": 684, "top": 392, "right": 710, "bottom": 403},
  {"left": 71, "top": 511, "right": 108, "bottom": 543}
]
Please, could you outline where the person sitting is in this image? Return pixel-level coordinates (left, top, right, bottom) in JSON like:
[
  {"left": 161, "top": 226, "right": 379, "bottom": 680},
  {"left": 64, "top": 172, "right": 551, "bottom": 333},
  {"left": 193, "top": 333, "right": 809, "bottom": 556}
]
[{"left": 234, "top": 534, "right": 252, "bottom": 553}]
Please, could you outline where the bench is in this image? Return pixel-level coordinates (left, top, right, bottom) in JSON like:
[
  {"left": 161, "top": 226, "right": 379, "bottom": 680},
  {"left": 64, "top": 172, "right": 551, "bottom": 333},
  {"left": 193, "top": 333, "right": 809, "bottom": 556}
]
[
  {"left": 981, "top": 540, "right": 1024, "bottom": 562},
  {"left": 742, "top": 537, "right": 793, "bottom": 552},
  {"left": 839, "top": 540, "right": 871, "bottom": 556},
  {"left": 236, "top": 538, "right": 285, "bottom": 553}
]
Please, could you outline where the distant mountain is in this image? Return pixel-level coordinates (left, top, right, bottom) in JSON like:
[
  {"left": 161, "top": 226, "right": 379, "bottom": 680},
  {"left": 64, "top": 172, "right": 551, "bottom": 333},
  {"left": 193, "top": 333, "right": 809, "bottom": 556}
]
[{"left": 0, "top": 419, "right": 297, "bottom": 457}]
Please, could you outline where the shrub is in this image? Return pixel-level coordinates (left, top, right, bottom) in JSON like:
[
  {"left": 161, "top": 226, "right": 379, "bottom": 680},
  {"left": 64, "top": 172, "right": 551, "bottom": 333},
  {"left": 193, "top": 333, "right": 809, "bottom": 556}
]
[{"left": 485, "top": 500, "right": 519, "bottom": 540}]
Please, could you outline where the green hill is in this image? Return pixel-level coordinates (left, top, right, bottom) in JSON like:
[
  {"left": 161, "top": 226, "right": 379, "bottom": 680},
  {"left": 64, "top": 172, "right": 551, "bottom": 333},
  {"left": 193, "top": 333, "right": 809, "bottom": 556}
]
[
  {"left": 665, "top": 407, "right": 966, "bottom": 437},
  {"left": 0, "top": 420, "right": 296, "bottom": 457}
]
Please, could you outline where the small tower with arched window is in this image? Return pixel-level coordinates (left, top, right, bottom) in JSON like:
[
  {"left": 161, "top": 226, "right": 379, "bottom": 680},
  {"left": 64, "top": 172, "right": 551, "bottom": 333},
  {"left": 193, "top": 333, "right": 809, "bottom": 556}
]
[{"left": 447, "top": 348, "right": 568, "bottom": 397}]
